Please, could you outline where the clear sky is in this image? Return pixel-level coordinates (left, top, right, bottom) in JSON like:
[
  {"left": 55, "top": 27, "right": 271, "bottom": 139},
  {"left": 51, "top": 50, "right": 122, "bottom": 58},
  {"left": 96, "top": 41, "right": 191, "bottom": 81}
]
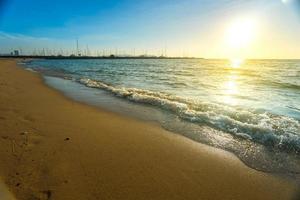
[{"left": 0, "top": 0, "right": 300, "bottom": 58}]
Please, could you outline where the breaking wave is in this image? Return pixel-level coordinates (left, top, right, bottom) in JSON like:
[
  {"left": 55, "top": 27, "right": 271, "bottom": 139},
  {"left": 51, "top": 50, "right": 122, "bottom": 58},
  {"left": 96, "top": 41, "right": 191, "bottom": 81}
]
[{"left": 79, "top": 78, "right": 300, "bottom": 154}]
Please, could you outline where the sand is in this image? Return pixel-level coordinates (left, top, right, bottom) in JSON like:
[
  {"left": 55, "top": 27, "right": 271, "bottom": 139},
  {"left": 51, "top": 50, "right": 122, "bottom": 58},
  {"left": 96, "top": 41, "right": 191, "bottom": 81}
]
[{"left": 0, "top": 59, "right": 298, "bottom": 200}]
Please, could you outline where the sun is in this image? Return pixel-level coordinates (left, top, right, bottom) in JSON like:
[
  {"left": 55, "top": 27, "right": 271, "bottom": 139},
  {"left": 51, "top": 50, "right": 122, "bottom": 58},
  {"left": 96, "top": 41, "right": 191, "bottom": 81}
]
[{"left": 226, "top": 17, "right": 258, "bottom": 49}]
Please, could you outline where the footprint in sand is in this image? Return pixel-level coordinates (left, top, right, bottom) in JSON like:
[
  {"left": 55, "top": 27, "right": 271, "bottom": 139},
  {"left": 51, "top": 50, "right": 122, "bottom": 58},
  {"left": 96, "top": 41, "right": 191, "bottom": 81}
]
[
  {"left": 28, "top": 190, "right": 52, "bottom": 200},
  {"left": 19, "top": 131, "right": 43, "bottom": 149},
  {"left": 1, "top": 131, "right": 44, "bottom": 157},
  {"left": 0, "top": 116, "right": 6, "bottom": 120},
  {"left": 22, "top": 115, "right": 35, "bottom": 123}
]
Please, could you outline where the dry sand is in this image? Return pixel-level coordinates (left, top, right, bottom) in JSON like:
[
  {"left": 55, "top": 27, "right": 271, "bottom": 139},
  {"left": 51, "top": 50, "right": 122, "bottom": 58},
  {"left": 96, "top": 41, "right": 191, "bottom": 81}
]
[{"left": 0, "top": 59, "right": 299, "bottom": 200}]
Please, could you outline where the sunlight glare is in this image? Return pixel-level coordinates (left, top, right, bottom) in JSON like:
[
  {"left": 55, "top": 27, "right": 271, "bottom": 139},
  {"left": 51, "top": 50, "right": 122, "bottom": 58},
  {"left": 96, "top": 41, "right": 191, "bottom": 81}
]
[
  {"left": 230, "top": 58, "right": 243, "bottom": 68},
  {"left": 221, "top": 73, "right": 239, "bottom": 106},
  {"left": 281, "top": 0, "right": 291, "bottom": 4},
  {"left": 226, "top": 17, "right": 258, "bottom": 49},
  {"left": 224, "top": 78, "right": 238, "bottom": 95}
]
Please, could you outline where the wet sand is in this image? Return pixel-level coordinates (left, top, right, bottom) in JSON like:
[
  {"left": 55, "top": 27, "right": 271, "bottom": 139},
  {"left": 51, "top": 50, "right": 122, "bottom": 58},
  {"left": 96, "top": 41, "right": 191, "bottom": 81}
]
[{"left": 0, "top": 59, "right": 298, "bottom": 200}]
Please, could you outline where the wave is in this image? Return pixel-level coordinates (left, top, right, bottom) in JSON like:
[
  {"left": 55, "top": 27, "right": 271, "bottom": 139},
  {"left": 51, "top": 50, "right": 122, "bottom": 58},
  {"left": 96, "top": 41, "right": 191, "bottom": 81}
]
[
  {"left": 78, "top": 78, "right": 300, "bottom": 153},
  {"left": 261, "top": 79, "right": 300, "bottom": 91}
]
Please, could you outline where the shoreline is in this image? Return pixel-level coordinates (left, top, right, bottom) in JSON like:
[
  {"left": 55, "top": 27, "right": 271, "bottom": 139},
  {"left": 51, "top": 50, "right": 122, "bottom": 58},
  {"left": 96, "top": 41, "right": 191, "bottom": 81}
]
[
  {"left": 0, "top": 55, "right": 202, "bottom": 60},
  {"left": 0, "top": 59, "right": 299, "bottom": 199},
  {"left": 40, "top": 76, "right": 300, "bottom": 179},
  {"left": 30, "top": 59, "right": 300, "bottom": 177}
]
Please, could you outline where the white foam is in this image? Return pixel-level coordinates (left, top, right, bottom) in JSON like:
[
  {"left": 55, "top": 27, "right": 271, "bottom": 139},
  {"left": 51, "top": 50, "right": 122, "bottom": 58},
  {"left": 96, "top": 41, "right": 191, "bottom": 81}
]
[{"left": 79, "top": 78, "right": 300, "bottom": 152}]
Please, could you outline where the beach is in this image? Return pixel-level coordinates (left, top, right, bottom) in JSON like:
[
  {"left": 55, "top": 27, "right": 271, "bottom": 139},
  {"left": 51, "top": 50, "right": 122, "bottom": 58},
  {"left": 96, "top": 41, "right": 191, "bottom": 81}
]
[{"left": 0, "top": 59, "right": 298, "bottom": 199}]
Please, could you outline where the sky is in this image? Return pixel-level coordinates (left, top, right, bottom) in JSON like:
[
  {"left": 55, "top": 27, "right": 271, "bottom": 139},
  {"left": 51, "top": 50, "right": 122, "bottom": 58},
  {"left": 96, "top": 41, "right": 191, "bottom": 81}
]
[{"left": 0, "top": 0, "right": 300, "bottom": 58}]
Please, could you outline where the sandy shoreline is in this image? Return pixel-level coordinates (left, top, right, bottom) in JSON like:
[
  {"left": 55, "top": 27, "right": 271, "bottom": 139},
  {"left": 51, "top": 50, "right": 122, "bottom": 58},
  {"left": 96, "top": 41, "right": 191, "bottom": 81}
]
[{"left": 0, "top": 59, "right": 298, "bottom": 200}]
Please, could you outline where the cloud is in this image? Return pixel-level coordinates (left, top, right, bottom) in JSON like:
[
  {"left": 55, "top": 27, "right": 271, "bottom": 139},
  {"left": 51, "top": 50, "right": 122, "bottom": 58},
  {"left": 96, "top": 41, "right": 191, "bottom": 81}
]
[
  {"left": 0, "top": 31, "right": 75, "bottom": 55},
  {"left": 0, "top": 31, "right": 51, "bottom": 41}
]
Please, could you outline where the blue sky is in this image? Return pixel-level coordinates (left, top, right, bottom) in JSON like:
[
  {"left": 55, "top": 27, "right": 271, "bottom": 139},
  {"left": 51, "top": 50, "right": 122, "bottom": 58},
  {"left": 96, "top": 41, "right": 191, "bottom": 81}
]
[{"left": 0, "top": 0, "right": 300, "bottom": 58}]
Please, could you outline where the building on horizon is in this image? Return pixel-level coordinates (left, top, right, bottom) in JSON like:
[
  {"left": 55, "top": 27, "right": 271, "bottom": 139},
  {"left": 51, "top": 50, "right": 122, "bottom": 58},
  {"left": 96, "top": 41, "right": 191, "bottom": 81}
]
[{"left": 13, "top": 50, "right": 19, "bottom": 56}]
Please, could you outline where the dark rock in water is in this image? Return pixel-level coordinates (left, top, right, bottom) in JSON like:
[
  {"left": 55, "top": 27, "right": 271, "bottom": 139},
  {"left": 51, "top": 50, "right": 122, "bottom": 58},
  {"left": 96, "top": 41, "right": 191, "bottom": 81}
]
[{"left": 64, "top": 137, "right": 70, "bottom": 141}]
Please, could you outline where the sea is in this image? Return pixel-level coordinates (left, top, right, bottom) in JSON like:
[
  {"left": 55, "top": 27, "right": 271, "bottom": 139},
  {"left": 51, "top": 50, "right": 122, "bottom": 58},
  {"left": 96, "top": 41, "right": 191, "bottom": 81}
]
[{"left": 23, "top": 58, "right": 300, "bottom": 177}]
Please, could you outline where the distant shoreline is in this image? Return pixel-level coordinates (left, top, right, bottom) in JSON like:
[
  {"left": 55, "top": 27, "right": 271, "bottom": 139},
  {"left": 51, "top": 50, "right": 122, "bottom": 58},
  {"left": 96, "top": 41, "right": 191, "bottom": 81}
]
[
  {"left": 1, "top": 56, "right": 300, "bottom": 60},
  {"left": 0, "top": 55, "right": 202, "bottom": 60}
]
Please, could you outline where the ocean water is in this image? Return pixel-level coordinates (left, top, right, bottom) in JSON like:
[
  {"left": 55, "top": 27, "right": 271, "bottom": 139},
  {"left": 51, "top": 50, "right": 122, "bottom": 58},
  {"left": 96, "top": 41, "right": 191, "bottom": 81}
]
[{"left": 24, "top": 59, "right": 300, "bottom": 177}]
